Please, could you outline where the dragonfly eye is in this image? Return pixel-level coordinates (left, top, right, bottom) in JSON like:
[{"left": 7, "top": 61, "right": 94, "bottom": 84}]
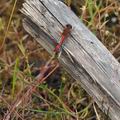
[{"left": 66, "top": 24, "right": 72, "bottom": 29}]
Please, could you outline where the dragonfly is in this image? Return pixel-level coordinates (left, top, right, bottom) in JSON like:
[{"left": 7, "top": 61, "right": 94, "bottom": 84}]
[
  {"left": 49, "top": 24, "right": 74, "bottom": 63},
  {"left": 54, "top": 24, "right": 72, "bottom": 52}
]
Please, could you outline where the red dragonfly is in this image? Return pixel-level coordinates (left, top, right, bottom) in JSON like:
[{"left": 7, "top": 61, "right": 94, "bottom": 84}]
[{"left": 53, "top": 24, "right": 72, "bottom": 52}]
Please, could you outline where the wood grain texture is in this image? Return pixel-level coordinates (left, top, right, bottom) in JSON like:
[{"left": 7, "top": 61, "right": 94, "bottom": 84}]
[{"left": 21, "top": 0, "right": 120, "bottom": 120}]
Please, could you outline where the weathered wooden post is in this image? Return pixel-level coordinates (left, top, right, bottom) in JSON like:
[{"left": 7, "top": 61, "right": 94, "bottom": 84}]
[{"left": 21, "top": 0, "right": 120, "bottom": 120}]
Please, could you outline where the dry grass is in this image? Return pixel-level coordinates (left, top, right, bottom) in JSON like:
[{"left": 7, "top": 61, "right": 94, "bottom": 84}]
[{"left": 0, "top": 0, "right": 120, "bottom": 119}]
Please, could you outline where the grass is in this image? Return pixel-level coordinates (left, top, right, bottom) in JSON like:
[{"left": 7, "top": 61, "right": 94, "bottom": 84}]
[
  {"left": 0, "top": 0, "right": 119, "bottom": 119},
  {"left": 12, "top": 57, "right": 19, "bottom": 97},
  {"left": 1, "top": 0, "right": 18, "bottom": 50},
  {"left": 17, "top": 40, "right": 31, "bottom": 75},
  {"left": 86, "top": 0, "right": 102, "bottom": 27}
]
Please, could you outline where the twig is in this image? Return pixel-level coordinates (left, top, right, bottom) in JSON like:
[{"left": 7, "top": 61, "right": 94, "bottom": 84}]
[
  {"left": 93, "top": 103, "right": 100, "bottom": 120},
  {"left": 3, "top": 55, "right": 59, "bottom": 120},
  {"left": 0, "top": 96, "right": 24, "bottom": 120}
]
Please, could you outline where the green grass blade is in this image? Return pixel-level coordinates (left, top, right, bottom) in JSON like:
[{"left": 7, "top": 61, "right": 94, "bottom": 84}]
[{"left": 12, "top": 57, "right": 19, "bottom": 97}]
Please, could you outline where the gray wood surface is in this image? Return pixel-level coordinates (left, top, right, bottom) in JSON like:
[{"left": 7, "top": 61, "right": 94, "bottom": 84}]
[{"left": 21, "top": 0, "right": 120, "bottom": 120}]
